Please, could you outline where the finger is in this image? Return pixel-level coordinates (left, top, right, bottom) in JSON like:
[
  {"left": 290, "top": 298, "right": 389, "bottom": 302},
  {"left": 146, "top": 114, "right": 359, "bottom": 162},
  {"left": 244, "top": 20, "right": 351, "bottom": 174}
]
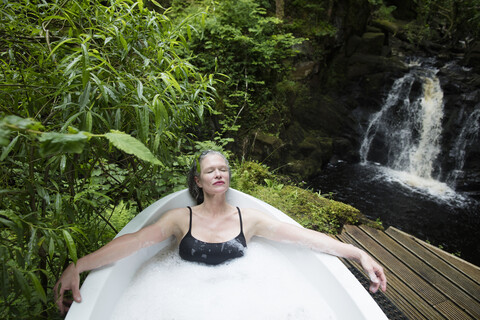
[
  {"left": 373, "top": 265, "right": 387, "bottom": 292},
  {"left": 72, "top": 285, "right": 82, "bottom": 303},
  {"left": 368, "top": 270, "right": 380, "bottom": 293},
  {"left": 53, "top": 283, "right": 59, "bottom": 302},
  {"left": 57, "top": 290, "right": 65, "bottom": 314},
  {"left": 369, "top": 280, "right": 380, "bottom": 293},
  {"left": 379, "top": 272, "right": 387, "bottom": 292},
  {"left": 54, "top": 282, "right": 65, "bottom": 312},
  {"left": 59, "top": 295, "right": 65, "bottom": 315}
]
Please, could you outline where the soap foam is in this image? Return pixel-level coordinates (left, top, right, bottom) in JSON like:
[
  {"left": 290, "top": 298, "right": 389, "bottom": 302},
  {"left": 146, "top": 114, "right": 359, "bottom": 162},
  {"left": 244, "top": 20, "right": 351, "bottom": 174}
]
[{"left": 110, "top": 240, "right": 336, "bottom": 320}]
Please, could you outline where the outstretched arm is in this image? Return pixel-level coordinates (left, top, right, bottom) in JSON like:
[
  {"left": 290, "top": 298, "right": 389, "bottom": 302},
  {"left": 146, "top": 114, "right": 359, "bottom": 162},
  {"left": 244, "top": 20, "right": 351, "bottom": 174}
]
[
  {"left": 250, "top": 210, "right": 387, "bottom": 293},
  {"left": 54, "top": 210, "right": 180, "bottom": 314}
]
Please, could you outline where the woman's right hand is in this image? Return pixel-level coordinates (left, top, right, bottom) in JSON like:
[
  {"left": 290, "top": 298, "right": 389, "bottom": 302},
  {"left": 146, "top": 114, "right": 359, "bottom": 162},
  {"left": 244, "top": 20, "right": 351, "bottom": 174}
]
[{"left": 54, "top": 263, "right": 82, "bottom": 315}]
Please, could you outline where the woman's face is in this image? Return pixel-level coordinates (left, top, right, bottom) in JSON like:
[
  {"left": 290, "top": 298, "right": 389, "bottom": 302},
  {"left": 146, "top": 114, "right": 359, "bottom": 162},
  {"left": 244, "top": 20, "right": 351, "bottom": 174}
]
[{"left": 195, "top": 154, "right": 230, "bottom": 195}]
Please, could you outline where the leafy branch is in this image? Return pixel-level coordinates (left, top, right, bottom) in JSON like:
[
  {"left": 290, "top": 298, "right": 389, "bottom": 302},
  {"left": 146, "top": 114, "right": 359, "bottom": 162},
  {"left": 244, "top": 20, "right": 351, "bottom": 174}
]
[{"left": 1, "top": 115, "right": 162, "bottom": 165}]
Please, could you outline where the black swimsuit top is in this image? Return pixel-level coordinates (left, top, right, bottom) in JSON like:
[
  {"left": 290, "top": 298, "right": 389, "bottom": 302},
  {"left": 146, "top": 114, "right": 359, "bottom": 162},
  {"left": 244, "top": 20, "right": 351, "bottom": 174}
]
[{"left": 179, "top": 206, "right": 247, "bottom": 265}]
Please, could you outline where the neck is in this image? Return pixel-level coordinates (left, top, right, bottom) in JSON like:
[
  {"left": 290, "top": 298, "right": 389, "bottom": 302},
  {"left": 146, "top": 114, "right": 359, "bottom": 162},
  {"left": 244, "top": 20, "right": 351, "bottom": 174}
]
[{"left": 200, "top": 192, "right": 231, "bottom": 216}]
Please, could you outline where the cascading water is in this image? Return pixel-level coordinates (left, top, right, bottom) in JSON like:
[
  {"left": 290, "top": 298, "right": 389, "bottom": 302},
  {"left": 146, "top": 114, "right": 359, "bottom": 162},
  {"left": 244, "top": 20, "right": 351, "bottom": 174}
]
[
  {"left": 359, "top": 64, "right": 458, "bottom": 200},
  {"left": 446, "top": 107, "right": 480, "bottom": 187},
  {"left": 312, "top": 58, "right": 480, "bottom": 265}
]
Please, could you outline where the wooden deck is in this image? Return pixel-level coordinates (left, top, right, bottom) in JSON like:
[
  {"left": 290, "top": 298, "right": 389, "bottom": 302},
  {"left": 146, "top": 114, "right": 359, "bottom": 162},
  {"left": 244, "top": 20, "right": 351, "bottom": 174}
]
[{"left": 337, "top": 225, "right": 480, "bottom": 320}]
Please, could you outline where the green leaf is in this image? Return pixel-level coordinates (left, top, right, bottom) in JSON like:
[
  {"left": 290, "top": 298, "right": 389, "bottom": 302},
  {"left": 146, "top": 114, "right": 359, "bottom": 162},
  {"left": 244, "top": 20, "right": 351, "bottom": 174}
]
[
  {"left": 46, "top": 38, "right": 79, "bottom": 61},
  {"left": 62, "top": 229, "right": 77, "bottom": 264},
  {"left": 36, "top": 185, "right": 50, "bottom": 205},
  {"left": 60, "top": 155, "right": 67, "bottom": 173},
  {"left": 48, "top": 236, "right": 55, "bottom": 261},
  {"left": 26, "top": 227, "right": 38, "bottom": 266},
  {"left": 13, "top": 268, "right": 30, "bottom": 300},
  {"left": 0, "top": 217, "right": 16, "bottom": 229},
  {"left": 114, "top": 108, "right": 122, "bottom": 130},
  {"left": 137, "top": 80, "right": 144, "bottom": 101},
  {"left": 104, "top": 130, "right": 162, "bottom": 165},
  {"left": 85, "top": 111, "right": 92, "bottom": 132},
  {"left": 38, "top": 132, "right": 88, "bottom": 157},
  {"left": 1, "top": 115, "right": 44, "bottom": 132},
  {"left": 55, "top": 193, "right": 62, "bottom": 214},
  {"left": 119, "top": 34, "right": 128, "bottom": 51},
  {"left": 79, "top": 82, "right": 91, "bottom": 110},
  {"left": 81, "top": 43, "right": 90, "bottom": 87},
  {"left": 28, "top": 272, "right": 47, "bottom": 303},
  {"left": 0, "top": 134, "right": 19, "bottom": 161},
  {"left": 0, "top": 127, "right": 11, "bottom": 146}
]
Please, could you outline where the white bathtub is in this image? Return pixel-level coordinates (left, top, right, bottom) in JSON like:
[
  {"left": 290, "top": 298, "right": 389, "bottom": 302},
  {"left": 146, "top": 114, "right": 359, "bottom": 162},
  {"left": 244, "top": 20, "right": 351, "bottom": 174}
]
[{"left": 66, "top": 188, "right": 387, "bottom": 319}]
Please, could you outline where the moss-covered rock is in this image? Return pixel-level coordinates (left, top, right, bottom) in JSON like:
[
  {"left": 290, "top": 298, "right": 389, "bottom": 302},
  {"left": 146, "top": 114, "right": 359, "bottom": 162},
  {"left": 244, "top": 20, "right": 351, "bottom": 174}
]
[
  {"left": 232, "top": 161, "right": 382, "bottom": 234},
  {"left": 247, "top": 184, "right": 366, "bottom": 234},
  {"left": 231, "top": 160, "right": 272, "bottom": 192},
  {"left": 371, "top": 19, "right": 402, "bottom": 34}
]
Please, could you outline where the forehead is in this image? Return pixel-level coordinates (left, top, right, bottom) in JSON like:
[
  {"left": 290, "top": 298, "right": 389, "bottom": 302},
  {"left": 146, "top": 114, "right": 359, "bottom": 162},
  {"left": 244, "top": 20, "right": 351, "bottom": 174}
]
[{"left": 200, "top": 154, "right": 228, "bottom": 167}]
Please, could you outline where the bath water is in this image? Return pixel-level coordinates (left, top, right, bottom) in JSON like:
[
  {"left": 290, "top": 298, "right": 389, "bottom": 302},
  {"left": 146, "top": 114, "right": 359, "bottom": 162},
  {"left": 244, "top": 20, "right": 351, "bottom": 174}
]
[{"left": 110, "top": 240, "right": 336, "bottom": 320}]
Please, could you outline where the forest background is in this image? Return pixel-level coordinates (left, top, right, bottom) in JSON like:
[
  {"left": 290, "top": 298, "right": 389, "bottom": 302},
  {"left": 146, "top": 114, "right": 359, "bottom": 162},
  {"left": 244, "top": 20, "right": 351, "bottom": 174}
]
[{"left": 1, "top": 0, "right": 479, "bottom": 318}]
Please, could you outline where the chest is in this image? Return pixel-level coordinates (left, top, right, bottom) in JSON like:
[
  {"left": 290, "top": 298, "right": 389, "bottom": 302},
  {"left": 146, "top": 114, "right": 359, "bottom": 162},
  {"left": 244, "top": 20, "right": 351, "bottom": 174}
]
[{"left": 188, "top": 212, "right": 242, "bottom": 243}]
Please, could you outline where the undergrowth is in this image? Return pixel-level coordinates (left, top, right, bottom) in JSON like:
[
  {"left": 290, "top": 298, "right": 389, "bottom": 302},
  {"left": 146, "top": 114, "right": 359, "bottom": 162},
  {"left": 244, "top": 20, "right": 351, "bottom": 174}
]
[{"left": 232, "top": 161, "right": 382, "bottom": 234}]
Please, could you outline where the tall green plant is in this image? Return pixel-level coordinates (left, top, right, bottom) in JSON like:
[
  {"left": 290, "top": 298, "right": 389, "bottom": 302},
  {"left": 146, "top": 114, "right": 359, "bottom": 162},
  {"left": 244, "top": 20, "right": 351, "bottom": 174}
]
[
  {"left": 0, "top": 0, "right": 216, "bottom": 318},
  {"left": 173, "top": 0, "right": 304, "bottom": 135}
]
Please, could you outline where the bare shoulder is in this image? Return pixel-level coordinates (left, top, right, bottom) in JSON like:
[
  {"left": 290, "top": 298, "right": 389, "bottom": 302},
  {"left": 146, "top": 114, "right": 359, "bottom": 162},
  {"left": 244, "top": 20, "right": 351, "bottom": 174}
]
[
  {"left": 239, "top": 207, "right": 280, "bottom": 240},
  {"left": 156, "top": 207, "right": 189, "bottom": 223},
  {"left": 240, "top": 207, "right": 274, "bottom": 222},
  {"left": 151, "top": 207, "right": 190, "bottom": 238}
]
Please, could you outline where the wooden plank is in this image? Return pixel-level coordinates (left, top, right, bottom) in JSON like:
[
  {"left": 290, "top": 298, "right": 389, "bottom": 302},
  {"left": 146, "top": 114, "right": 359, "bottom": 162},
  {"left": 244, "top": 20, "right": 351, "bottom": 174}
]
[
  {"left": 386, "top": 227, "right": 480, "bottom": 301},
  {"left": 434, "top": 300, "right": 474, "bottom": 320},
  {"left": 359, "top": 225, "right": 480, "bottom": 319},
  {"left": 337, "top": 232, "right": 445, "bottom": 319},
  {"left": 344, "top": 225, "right": 446, "bottom": 303},
  {"left": 420, "top": 245, "right": 480, "bottom": 284},
  {"left": 340, "top": 257, "right": 429, "bottom": 320},
  {"left": 388, "top": 227, "right": 480, "bottom": 285}
]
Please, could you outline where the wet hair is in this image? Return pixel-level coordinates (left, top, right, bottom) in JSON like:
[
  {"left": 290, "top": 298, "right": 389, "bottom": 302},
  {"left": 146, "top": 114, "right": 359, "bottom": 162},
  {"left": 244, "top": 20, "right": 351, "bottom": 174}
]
[{"left": 187, "top": 150, "right": 231, "bottom": 204}]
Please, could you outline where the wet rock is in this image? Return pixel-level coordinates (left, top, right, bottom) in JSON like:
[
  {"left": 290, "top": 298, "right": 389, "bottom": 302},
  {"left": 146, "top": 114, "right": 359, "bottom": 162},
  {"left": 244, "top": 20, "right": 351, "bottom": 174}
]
[{"left": 291, "top": 61, "right": 319, "bottom": 80}]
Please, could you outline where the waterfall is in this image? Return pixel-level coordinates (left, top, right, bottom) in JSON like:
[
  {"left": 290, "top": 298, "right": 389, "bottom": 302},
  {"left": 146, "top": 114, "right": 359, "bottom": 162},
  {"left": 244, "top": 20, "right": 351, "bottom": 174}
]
[
  {"left": 360, "top": 67, "right": 444, "bottom": 178},
  {"left": 359, "top": 73, "right": 417, "bottom": 164},
  {"left": 359, "top": 64, "right": 457, "bottom": 199},
  {"left": 408, "top": 76, "right": 444, "bottom": 178},
  {"left": 447, "top": 107, "right": 480, "bottom": 185}
]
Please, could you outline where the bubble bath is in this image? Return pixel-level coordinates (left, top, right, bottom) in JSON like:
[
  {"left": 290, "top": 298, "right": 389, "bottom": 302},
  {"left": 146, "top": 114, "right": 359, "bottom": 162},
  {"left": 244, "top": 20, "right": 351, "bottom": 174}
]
[{"left": 110, "top": 240, "right": 336, "bottom": 320}]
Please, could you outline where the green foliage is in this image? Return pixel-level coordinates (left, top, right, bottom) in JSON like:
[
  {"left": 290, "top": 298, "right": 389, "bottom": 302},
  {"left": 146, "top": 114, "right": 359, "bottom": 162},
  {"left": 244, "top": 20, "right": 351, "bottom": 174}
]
[
  {"left": 417, "top": 0, "right": 480, "bottom": 41},
  {"left": 392, "top": 0, "right": 480, "bottom": 45},
  {"left": 1, "top": 116, "right": 162, "bottom": 164},
  {"left": 369, "top": 0, "right": 479, "bottom": 46},
  {"left": 172, "top": 0, "right": 305, "bottom": 135},
  {"left": 232, "top": 161, "right": 365, "bottom": 234},
  {"left": 369, "top": 1, "right": 397, "bottom": 20},
  {"left": 287, "top": 0, "right": 336, "bottom": 38},
  {"left": 0, "top": 0, "right": 217, "bottom": 318},
  {"left": 231, "top": 160, "right": 272, "bottom": 191},
  {"left": 104, "top": 131, "right": 162, "bottom": 165},
  {"left": 249, "top": 184, "right": 362, "bottom": 234}
]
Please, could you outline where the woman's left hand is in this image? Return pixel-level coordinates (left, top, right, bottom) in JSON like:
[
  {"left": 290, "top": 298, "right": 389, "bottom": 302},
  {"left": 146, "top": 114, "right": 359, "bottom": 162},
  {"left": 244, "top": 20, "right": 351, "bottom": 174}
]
[{"left": 359, "top": 252, "right": 387, "bottom": 293}]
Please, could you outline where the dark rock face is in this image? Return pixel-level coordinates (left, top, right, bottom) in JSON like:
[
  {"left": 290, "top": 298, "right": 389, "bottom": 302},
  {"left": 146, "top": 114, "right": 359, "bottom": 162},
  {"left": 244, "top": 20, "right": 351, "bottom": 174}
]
[
  {"left": 250, "top": 1, "right": 480, "bottom": 191},
  {"left": 436, "top": 65, "right": 480, "bottom": 199}
]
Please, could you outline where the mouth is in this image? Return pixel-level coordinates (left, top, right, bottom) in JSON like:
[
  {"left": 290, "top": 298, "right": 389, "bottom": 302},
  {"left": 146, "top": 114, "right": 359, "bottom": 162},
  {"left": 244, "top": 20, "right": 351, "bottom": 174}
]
[{"left": 213, "top": 181, "right": 225, "bottom": 185}]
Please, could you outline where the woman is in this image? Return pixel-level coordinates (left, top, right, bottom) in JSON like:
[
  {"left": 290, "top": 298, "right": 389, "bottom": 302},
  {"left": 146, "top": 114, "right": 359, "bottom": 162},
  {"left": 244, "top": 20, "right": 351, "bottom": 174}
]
[{"left": 54, "top": 150, "right": 387, "bottom": 315}]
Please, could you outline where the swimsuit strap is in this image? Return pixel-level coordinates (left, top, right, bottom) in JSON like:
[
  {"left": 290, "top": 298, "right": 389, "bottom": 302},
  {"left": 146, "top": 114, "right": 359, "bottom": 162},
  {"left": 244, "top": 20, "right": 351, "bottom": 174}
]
[
  {"left": 186, "top": 206, "right": 193, "bottom": 233},
  {"left": 236, "top": 207, "right": 244, "bottom": 234}
]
